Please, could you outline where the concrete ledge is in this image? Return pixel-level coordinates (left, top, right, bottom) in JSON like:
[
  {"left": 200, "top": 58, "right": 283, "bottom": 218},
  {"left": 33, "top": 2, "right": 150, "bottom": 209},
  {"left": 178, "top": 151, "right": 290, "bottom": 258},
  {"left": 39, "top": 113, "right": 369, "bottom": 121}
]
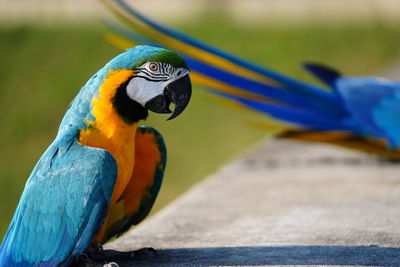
[{"left": 107, "top": 140, "right": 400, "bottom": 266}]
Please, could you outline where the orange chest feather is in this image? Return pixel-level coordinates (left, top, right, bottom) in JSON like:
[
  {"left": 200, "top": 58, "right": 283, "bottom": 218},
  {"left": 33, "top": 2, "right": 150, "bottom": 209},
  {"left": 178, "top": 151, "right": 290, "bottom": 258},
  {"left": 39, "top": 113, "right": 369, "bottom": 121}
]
[{"left": 78, "top": 69, "right": 136, "bottom": 204}]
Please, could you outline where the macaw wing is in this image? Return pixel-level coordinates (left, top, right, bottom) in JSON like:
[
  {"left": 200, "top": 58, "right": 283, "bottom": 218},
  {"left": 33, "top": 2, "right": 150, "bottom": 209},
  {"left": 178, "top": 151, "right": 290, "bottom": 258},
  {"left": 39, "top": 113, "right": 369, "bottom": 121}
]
[
  {"left": 0, "top": 131, "right": 117, "bottom": 266},
  {"left": 102, "top": 126, "right": 166, "bottom": 243},
  {"left": 336, "top": 77, "right": 400, "bottom": 147}
]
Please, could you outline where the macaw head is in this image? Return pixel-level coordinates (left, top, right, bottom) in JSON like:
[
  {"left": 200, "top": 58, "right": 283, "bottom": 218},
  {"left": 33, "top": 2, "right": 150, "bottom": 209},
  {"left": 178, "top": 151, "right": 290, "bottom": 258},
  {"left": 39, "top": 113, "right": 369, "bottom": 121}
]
[{"left": 101, "top": 45, "right": 192, "bottom": 123}]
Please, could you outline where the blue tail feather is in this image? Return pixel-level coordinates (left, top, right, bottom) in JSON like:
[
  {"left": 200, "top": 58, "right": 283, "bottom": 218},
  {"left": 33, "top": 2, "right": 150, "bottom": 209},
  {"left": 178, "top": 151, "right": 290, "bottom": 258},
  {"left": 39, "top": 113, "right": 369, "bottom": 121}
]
[
  {"left": 303, "top": 63, "right": 341, "bottom": 88},
  {"left": 211, "top": 90, "right": 350, "bottom": 131},
  {"left": 109, "top": 0, "right": 338, "bottom": 103}
]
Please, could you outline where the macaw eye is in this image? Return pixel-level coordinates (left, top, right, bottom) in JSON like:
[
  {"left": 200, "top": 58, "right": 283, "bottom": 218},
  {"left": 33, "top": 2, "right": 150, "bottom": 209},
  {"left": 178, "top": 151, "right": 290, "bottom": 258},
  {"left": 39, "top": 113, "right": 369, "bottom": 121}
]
[{"left": 149, "top": 63, "right": 158, "bottom": 72}]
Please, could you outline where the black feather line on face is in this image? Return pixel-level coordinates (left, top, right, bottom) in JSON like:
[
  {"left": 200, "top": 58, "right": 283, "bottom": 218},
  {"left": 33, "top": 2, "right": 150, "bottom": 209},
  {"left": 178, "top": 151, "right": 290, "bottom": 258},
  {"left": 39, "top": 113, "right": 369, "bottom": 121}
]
[
  {"left": 112, "top": 76, "right": 148, "bottom": 124},
  {"left": 131, "top": 75, "right": 170, "bottom": 82},
  {"left": 136, "top": 68, "right": 169, "bottom": 78}
]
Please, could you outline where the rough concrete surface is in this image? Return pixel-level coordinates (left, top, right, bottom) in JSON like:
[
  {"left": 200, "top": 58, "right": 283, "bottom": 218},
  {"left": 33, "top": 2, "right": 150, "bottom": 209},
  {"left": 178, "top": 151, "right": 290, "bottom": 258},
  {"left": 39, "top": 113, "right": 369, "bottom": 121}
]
[{"left": 107, "top": 140, "right": 400, "bottom": 267}]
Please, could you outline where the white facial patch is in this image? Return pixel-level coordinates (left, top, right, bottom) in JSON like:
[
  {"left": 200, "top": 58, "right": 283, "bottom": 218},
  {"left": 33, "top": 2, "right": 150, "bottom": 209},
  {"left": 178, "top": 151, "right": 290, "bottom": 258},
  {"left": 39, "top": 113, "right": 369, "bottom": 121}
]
[{"left": 126, "top": 62, "right": 189, "bottom": 106}]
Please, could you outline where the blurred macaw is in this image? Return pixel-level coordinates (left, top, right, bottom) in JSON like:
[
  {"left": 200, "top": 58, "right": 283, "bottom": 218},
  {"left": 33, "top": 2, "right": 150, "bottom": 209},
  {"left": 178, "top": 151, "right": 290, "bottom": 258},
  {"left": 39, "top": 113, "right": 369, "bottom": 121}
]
[
  {"left": 104, "top": 0, "right": 400, "bottom": 160},
  {"left": 0, "top": 46, "right": 191, "bottom": 266}
]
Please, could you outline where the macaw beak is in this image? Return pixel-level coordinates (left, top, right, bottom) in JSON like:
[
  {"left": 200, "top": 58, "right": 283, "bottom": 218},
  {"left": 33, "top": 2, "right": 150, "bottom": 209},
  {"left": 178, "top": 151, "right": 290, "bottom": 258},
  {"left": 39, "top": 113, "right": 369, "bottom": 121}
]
[{"left": 145, "top": 74, "right": 192, "bottom": 120}]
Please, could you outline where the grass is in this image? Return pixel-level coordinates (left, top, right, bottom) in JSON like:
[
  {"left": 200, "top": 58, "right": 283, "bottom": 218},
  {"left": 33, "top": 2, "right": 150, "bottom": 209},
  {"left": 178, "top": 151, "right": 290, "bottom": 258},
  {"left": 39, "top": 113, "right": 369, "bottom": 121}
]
[{"left": 1, "top": 18, "right": 400, "bottom": 239}]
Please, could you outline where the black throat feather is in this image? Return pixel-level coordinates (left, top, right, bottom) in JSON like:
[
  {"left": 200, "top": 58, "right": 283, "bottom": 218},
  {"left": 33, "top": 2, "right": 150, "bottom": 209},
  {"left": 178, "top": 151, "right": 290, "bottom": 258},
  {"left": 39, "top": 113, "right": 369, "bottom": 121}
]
[{"left": 112, "top": 77, "right": 148, "bottom": 124}]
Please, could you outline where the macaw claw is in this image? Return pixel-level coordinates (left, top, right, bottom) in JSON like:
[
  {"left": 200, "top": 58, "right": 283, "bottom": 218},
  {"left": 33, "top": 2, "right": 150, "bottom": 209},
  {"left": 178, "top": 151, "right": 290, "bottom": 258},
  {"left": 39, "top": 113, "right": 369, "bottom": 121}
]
[
  {"left": 74, "top": 246, "right": 157, "bottom": 266},
  {"left": 72, "top": 255, "right": 118, "bottom": 267}
]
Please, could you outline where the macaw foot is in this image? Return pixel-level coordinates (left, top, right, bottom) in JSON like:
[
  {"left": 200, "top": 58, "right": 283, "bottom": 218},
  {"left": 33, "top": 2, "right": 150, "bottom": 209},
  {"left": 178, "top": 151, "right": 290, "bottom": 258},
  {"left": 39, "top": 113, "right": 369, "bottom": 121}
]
[
  {"left": 73, "top": 253, "right": 119, "bottom": 267},
  {"left": 76, "top": 244, "right": 157, "bottom": 266}
]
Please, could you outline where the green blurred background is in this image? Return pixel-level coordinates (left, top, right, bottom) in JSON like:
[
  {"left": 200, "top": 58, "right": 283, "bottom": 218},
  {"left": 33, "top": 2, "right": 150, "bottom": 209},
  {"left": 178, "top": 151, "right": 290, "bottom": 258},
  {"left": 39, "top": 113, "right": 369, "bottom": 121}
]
[{"left": 1, "top": 0, "right": 400, "bottom": 239}]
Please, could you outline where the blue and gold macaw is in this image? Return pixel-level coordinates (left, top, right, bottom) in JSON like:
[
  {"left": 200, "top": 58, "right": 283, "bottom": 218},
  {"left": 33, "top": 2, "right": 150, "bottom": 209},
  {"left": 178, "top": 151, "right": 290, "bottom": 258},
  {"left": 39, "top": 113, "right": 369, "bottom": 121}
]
[
  {"left": 0, "top": 46, "right": 191, "bottom": 266},
  {"left": 104, "top": 0, "right": 400, "bottom": 160}
]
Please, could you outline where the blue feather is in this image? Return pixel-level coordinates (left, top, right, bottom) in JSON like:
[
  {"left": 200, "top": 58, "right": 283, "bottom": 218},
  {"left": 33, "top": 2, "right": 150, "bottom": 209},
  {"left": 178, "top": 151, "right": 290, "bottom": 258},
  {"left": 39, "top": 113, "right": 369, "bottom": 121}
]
[
  {"left": 183, "top": 56, "right": 346, "bottom": 117},
  {"left": 212, "top": 90, "right": 351, "bottom": 131},
  {"left": 0, "top": 132, "right": 117, "bottom": 266},
  {"left": 303, "top": 63, "right": 341, "bottom": 88},
  {"left": 336, "top": 77, "right": 400, "bottom": 146}
]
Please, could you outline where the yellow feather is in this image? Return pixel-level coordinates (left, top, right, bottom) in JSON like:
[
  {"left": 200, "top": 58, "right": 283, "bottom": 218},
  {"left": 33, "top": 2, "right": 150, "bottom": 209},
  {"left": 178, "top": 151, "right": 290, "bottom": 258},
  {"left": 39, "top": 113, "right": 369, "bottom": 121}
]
[
  {"left": 245, "top": 120, "right": 295, "bottom": 133},
  {"left": 103, "top": 32, "right": 138, "bottom": 50},
  {"left": 79, "top": 69, "right": 137, "bottom": 205}
]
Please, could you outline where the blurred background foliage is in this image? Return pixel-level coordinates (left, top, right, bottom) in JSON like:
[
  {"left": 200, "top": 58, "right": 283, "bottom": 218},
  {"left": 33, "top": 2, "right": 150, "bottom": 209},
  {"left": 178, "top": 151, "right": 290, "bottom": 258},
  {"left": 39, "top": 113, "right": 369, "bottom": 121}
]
[{"left": 1, "top": 1, "right": 400, "bottom": 239}]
